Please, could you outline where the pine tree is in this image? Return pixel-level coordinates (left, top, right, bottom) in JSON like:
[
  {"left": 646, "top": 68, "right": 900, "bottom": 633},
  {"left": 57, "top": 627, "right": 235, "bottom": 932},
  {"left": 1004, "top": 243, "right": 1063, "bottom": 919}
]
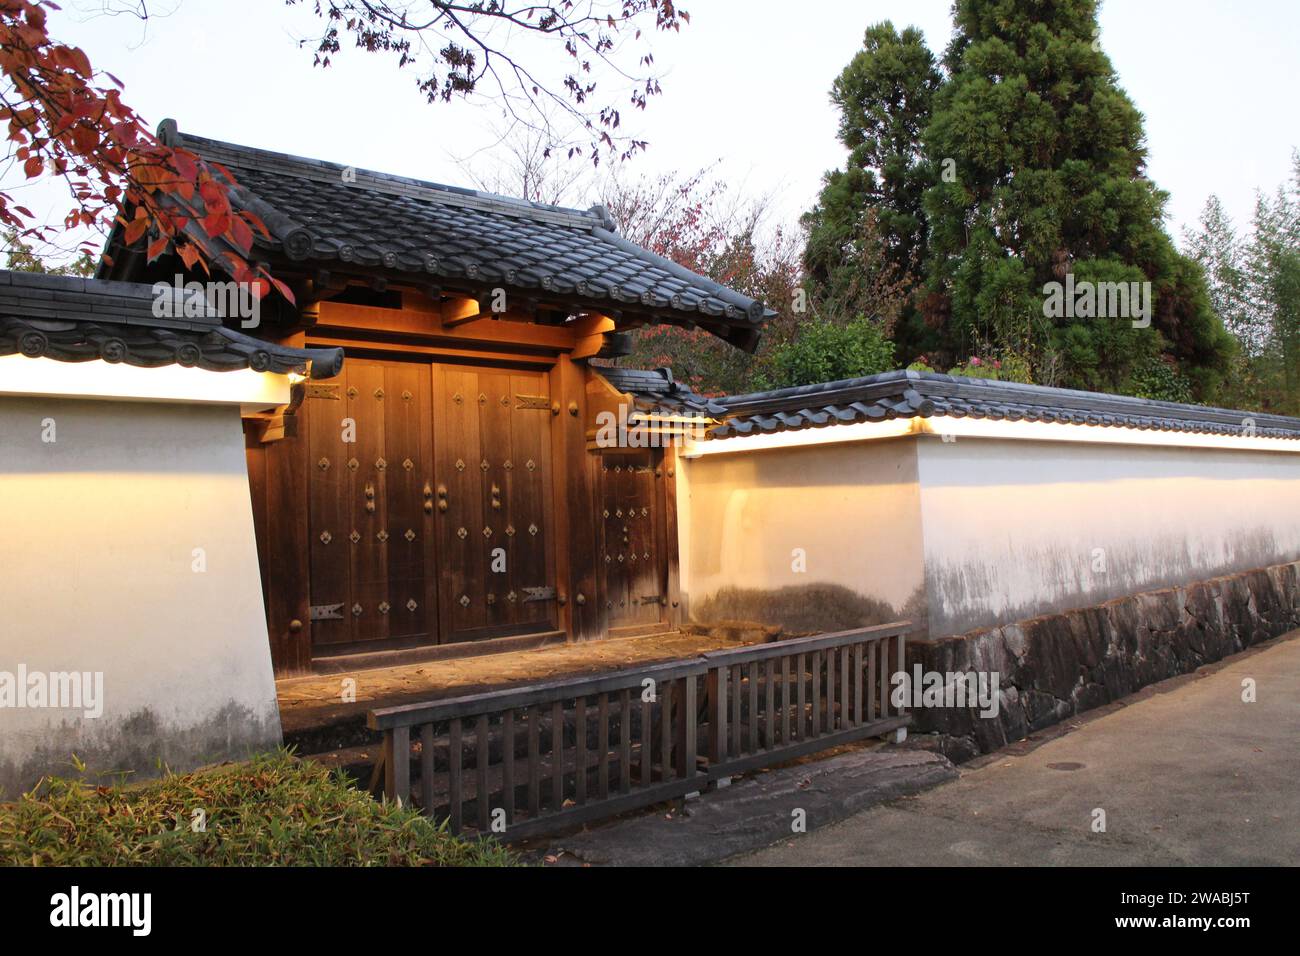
[
  {"left": 921, "top": 0, "right": 1233, "bottom": 397},
  {"left": 801, "top": 21, "right": 941, "bottom": 356}
]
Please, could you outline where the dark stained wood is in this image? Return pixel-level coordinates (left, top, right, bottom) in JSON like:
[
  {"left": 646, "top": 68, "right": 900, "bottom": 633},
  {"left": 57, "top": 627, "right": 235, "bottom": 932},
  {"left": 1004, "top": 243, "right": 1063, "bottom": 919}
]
[
  {"left": 389, "top": 725, "right": 409, "bottom": 809},
  {"left": 780, "top": 657, "right": 790, "bottom": 743},
  {"left": 476, "top": 714, "right": 490, "bottom": 831},
  {"left": 662, "top": 445, "right": 684, "bottom": 626},
  {"left": 730, "top": 663, "right": 742, "bottom": 755},
  {"left": 551, "top": 700, "right": 564, "bottom": 811},
  {"left": 640, "top": 695, "right": 652, "bottom": 786},
  {"left": 708, "top": 668, "right": 726, "bottom": 766},
  {"left": 435, "top": 365, "right": 556, "bottom": 644},
  {"left": 262, "top": 390, "right": 312, "bottom": 673},
  {"left": 574, "top": 695, "right": 587, "bottom": 804},
  {"left": 502, "top": 708, "right": 515, "bottom": 822},
  {"left": 420, "top": 724, "right": 435, "bottom": 814},
  {"left": 550, "top": 354, "right": 602, "bottom": 640},
  {"left": 302, "top": 357, "right": 435, "bottom": 653},
  {"left": 796, "top": 654, "right": 807, "bottom": 740},
  {"left": 368, "top": 623, "right": 911, "bottom": 838},
  {"left": 853, "top": 644, "right": 863, "bottom": 724},
  {"left": 527, "top": 705, "right": 541, "bottom": 814},
  {"left": 449, "top": 717, "right": 463, "bottom": 832},
  {"left": 618, "top": 688, "right": 632, "bottom": 793},
  {"left": 765, "top": 659, "right": 775, "bottom": 749},
  {"left": 598, "top": 450, "right": 668, "bottom": 629},
  {"left": 659, "top": 679, "right": 673, "bottom": 781},
  {"left": 597, "top": 692, "right": 610, "bottom": 800}
]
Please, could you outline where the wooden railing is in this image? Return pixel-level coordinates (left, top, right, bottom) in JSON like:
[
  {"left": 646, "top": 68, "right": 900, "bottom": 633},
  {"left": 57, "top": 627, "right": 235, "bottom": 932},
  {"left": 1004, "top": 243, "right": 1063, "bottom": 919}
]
[{"left": 366, "top": 622, "right": 909, "bottom": 840}]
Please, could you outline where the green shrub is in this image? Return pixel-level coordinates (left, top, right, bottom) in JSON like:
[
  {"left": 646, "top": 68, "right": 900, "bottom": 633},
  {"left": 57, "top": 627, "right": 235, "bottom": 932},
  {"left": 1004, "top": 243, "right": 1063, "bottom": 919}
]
[
  {"left": 0, "top": 750, "right": 515, "bottom": 867},
  {"left": 762, "top": 314, "right": 895, "bottom": 388}
]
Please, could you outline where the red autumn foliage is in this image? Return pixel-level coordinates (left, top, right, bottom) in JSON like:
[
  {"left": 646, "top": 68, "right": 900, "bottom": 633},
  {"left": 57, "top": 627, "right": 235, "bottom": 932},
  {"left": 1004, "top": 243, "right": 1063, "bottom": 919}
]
[{"left": 0, "top": 0, "right": 290, "bottom": 300}]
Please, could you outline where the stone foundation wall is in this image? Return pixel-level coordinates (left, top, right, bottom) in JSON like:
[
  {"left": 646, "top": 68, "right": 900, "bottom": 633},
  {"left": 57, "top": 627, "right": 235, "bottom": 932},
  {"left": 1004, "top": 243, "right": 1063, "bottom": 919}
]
[{"left": 906, "top": 560, "right": 1300, "bottom": 762}]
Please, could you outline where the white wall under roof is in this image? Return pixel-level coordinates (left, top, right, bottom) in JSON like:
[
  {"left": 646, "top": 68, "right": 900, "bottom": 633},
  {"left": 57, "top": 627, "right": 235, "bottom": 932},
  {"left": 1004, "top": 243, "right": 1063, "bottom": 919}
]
[
  {"left": 0, "top": 396, "right": 281, "bottom": 797},
  {"left": 678, "top": 423, "right": 1300, "bottom": 640},
  {"left": 677, "top": 437, "right": 926, "bottom": 633},
  {"left": 915, "top": 434, "right": 1300, "bottom": 636}
]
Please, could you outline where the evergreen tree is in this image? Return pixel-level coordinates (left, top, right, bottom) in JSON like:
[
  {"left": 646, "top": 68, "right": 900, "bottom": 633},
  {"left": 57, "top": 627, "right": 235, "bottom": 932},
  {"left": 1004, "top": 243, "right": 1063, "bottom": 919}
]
[
  {"left": 1184, "top": 197, "right": 1254, "bottom": 352},
  {"left": 1244, "top": 154, "right": 1300, "bottom": 405},
  {"left": 801, "top": 22, "right": 941, "bottom": 357},
  {"left": 805, "top": 0, "right": 1236, "bottom": 399},
  {"left": 922, "top": 0, "right": 1232, "bottom": 397}
]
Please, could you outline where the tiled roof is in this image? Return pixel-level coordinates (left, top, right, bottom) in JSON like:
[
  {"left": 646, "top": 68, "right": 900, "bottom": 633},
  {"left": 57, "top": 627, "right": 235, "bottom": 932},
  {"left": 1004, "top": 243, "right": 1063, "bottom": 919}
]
[
  {"left": 596, "top": 366, "right": 725, "bottom": 420},
  {"left": 111, "top": 121, "right": 773, "bottom": 351},
  {"left": 711, "top": 370, "right": 1300, "bottom": 441},
  {"left": 0, "top": 271, "right": 342, "bottom": 378}
]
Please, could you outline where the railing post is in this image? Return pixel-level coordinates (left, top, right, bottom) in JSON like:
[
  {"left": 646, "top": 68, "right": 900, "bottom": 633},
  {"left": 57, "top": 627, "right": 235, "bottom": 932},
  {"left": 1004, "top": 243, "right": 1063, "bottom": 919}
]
[
  {"left": 385, "top": 725, "right": 409, "bottom": 810},
  {"left": 675, "top": 676, "right": 696, "bottom": 780},
  {"left": 708, "top": 665, "right": 726, "bottom": 769}
]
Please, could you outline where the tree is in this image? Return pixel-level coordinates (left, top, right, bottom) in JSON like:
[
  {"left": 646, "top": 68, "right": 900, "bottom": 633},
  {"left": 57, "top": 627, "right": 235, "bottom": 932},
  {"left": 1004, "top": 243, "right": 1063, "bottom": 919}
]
[
  {"left": 802, "top": 21, "right": 940, "bottom": 357},
  {"left": 809, "top": 1, "right": 1236, "bottom": 400},
  {"left": 289, "top": 0, "right": 689, "bottom": 162},
  {"left": 3, "top": 227, "right": 93, "bottom": 275},
  {"left": 1, "top": 0, "right": 685, "bottom": 282},
  {"left": 457, "top": 119, "right": 587, "bottom": 206},
  {"left": 1242, "top": 154, "right": 1300, "bottom": 409},
  {"left": 921, "top": 0, "right": 1232, "bottom": 397},
  {"left": 0, "top": 0, "right": 286, "bottom": 294},
  {"left": 1184, "top": 196, "right": 1255, "bottom": 352},
  {"left": 600, "top": 165, "right": 801, "bottom": 395}
]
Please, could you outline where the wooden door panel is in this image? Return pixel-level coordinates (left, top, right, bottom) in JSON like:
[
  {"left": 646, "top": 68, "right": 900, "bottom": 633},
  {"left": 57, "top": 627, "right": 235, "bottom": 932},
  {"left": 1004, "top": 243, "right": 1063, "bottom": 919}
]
[
  {"left": 348, "top": 361, "right": 390, "bottom": 643},
  {"left": 434, "top": 364, "right": 556, "bottom": 643},
  {"left": 382, "top": 362, "right": 434, "bottom": 640},
  {"left": 307, "top": 373, "right": 354, "bottom": 646},
  {"left": 478, "top": 371, "right": 514, "bottom": 630},
  {"left": 509, "top": 370, "right": 554, "bottom": 630},
  {"left": 307, "top": 357, "right": 435, "bottom": 652},
  {"left": 601, "top": 451, "right": 666, "bottom": 628}
]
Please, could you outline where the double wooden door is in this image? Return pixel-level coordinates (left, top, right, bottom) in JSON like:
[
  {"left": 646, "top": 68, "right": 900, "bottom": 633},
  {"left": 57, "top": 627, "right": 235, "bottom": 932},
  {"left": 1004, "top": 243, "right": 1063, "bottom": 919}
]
[{"left": 305, "top": 358, "right": 556, "bottom": 652}]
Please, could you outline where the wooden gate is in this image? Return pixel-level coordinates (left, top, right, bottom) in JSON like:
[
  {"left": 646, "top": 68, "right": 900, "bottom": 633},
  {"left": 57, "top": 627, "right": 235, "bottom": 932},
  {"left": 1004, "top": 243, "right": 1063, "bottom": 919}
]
[
  {"left": 305, "top": 357, "right": 435, "bottom": 651},
  {"left": 599, "top": 450, "right": 667, "bottom": 630},
  {"left": 433, "top": 366, "right": 558, "bottom": 644}
]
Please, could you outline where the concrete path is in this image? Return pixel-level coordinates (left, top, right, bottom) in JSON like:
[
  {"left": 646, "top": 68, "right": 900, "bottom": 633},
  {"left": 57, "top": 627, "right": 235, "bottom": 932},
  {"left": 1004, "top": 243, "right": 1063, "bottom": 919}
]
[
  {"left": 541, "top": 747, "right": 957, "bottom": 867},
  {"left": 733, "top": 631, "right": 1300, "bottom": 866}
]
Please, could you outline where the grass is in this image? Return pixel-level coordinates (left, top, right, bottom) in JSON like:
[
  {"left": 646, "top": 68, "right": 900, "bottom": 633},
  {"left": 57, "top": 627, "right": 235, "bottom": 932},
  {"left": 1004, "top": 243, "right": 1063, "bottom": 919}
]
[{"left": 0, "top": 750, "right": 515, "bottom": 867}]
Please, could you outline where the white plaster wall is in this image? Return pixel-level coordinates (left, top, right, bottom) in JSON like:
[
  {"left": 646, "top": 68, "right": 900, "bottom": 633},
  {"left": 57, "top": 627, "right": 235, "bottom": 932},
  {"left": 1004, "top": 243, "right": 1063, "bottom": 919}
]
[
  {"left": 915, "top": 435, "right": 1300, "bottom": 636},
  {"left": 678, "top": 438, "right": 925, "bottom": 629},
  {"left": 0, "top": 397, "right": 281, "bottom": 796}
]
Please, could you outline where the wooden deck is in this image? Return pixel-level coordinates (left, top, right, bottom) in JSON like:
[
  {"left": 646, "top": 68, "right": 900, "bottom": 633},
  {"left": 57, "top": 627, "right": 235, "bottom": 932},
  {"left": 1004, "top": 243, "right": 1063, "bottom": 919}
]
[{"left": 277, "top": 626, "right": 777, "bottom": 742}]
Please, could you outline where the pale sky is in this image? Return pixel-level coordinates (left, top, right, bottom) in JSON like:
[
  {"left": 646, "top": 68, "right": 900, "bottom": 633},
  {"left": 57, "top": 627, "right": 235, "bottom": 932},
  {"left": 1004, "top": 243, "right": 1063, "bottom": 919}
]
[{"left": 5, "top": 0, "right": 1298, "bottom": 263}]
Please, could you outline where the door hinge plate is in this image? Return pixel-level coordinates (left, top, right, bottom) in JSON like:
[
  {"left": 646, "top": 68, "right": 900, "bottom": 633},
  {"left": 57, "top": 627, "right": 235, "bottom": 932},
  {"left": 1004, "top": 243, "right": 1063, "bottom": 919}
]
[
  {"left": 310, "top": 603, "right": 345, "bottom": 621},
  {"left": 306, "top": 384, "right": 340, "bottom": 400},
  {"left": 521, "top": 586, "right": 556, "bottom": 603}
]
